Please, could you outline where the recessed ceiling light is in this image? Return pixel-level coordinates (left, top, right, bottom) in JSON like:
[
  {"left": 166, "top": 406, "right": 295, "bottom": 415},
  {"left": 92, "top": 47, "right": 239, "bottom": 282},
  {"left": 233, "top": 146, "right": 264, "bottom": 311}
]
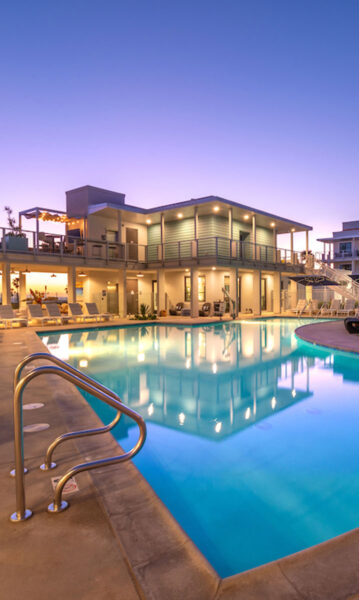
[
  {"left": 213, "top": 206, "right": 220, "bottom": 212},
  {"left": 291, "top": 228, "right": 295, "bottom": 232},
  {"left": 212, "top": 267, "right": 216, "bottom": 271},
  {"left": 78, "top": 271, "right": 87, "bottom": 277},
  {"left": 177, "top": 212, "right": 183, "bottom": 219},
  {"left": 137, "top": 272, "right": 144, "bottom": 278},
  {"left": 270, "top": 222, "right": 275, "bottom": 227},
  {"left": 244, "top": 214, "right": 249, "bottom": 220},
  {"left": 146, "top": 218, "right": 152, "bottom": 224}
]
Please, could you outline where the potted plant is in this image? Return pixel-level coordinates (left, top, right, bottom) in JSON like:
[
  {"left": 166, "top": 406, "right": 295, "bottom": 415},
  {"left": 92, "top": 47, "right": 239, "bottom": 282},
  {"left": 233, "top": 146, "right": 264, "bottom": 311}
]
[
  {"left": 11, "top": 276, "right": 20, "bottom": 309},
  {"left": 3, "top": 206, "right": 28, "bottom": 251}
]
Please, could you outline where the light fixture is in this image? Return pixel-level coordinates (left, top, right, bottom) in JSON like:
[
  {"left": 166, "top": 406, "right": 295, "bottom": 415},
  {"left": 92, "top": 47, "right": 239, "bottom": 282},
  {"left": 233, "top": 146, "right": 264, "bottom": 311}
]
[
  {"left": 21, "top": 267, "right": 31, "bottom": 274},
  {"left": 78, "top": 271, "right": 87, "bottom": 277},
  {"left": 270, "top": 222, "right": 275, "bottom": 228},
  {"left": 137, "top": 272, "right": 144, "bottom": 278},
  {"left": 212, "top": 266, "right": 216, "bottom": 271},
  {"left": 177, "top": 212, "right": 183, "bottom": 219},
  {"left": 213, "top": 206, "right": 220, "bottom": 212},
  {"left": 244, "top": 214, "right": 249, "bottom": 220},
  {"left": 185, "top": 268, "right": 189, "bottom": 272},
  {"left": 79, "top": 359, "right": 88, "bottom": 368},
  {"left": 50, "top": 273, "right": 56, "bottom": 278},
  {"left": 146, "top": 218, "right": 152, "bottom": 224},
  {"left": 291, "top": 228, "right": 295, "bottom": 232}
]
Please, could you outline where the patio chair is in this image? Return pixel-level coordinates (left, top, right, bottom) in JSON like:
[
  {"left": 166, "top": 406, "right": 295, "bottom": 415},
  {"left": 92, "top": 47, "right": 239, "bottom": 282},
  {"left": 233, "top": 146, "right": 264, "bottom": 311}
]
[
  {"left": 320, "top": 298, "right": 341, "bottom": 316},
  {"left": 68, "top": 303, "right": 97, "bottom": 322},
  {"left": 27, "top": 304, "right": 54, "bottom": 325},
  {"left": 291, "top": 299, "right": 307, "bottom": 316},
  {"left": 305, "top": 299, "right": 320, "bottom": 316},
  {"left": 199, "top": 302, "right": 211, "bottom": 317},
  {"left": 0, "top": 305, "right": 27, "bottom": 327},
  {"left": 44, "top": 302, "right": 70, "bottom": 324},
  {"left": 338, "top": 298, "right": 356, "bottom": 317},
  {"left": 169, "top": 302, "right": 184, "bottom": 316},
  {"left": 84, "top": 302, "right": 112, "bottom": 321}
]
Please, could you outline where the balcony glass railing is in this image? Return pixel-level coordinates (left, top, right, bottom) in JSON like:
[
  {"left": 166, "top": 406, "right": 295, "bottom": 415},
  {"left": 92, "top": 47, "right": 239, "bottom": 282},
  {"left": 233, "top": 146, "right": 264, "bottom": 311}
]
[{"left": 0, "top": 228, "right": 304, "bottom": 267}]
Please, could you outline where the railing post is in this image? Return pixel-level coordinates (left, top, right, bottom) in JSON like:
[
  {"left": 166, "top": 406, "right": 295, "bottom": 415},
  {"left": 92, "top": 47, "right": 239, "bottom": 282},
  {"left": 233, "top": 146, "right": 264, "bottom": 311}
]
[{"left": 60, "top": 235, "right": 64, "bottom": 257}]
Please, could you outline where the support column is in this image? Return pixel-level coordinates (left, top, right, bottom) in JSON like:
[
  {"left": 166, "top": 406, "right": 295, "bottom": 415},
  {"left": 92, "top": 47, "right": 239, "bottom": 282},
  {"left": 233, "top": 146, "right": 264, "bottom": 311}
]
[
  {"left": 2, "top": 263, "right": 11, "bottom": 305},
  {"left": 228, "top": 208, "right": 233, "bottom": 239},
  {"left": 290, "top": 230, "right": 294, "bottom": 262},
  {"left": 252, "top": 215, "right": 256, "bottom": 260},
  {"left": 67, "top": 266, "right": 76, "bottom": 304},
  {"left": 157, "top": 269, "right": 166, "bottom": 314},
  {"left": 118, "top": 268, "right": 127, "bottom": 317},
  {"left": 117, "top": 211, "right": 122, "bottom": 243},
  {"left": 194, "top": 208, "right": 198, "bottom": 239},
  {"left": 305, "top": 230, "right": 309, "bottom": 255},
  {"left": 273, "top": 272, "right": 281, "bottom": 314},
  {"left": 19, "top": 272, "right": 27, "bottom": 307},
  {"left": 290, "top": 280, "right": 298, "bottom": 309},
  {"left": 190, "top": 268, "right": 199, "bottom": 317},
  {"left": 160, "top": 214, "right": 165, "bottom": 244},
  {"left": 252, "top": 270, "right": 261, "bottom": 316},
  {"left": 273, "top": 228, "right": 277, "bottom": 262},
  {"left": 229, "top": 267, "right": 239, "bottom": 316}
]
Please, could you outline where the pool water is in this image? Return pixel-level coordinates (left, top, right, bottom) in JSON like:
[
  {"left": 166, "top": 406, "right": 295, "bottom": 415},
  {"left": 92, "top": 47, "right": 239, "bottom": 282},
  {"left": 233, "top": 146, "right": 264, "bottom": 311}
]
[{"left": 40, "top": 319, "right": 359, "bottom": 577}]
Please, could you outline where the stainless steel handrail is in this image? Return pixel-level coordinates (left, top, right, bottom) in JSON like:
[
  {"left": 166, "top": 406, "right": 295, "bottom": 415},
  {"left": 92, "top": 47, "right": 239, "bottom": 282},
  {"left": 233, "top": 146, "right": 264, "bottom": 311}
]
[
  {"left": 11, "top": 363, "right": 147, "bottom": 523},
  {"left": 14, "top": 353, "right": 122, "bottom": 471}
]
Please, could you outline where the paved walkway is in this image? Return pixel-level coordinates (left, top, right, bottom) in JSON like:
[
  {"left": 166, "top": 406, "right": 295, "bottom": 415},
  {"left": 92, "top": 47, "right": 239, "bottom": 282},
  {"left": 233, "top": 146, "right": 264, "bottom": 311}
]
[
  {"left": 296, "top": 319, "right": 359, "bottom": 354},
  {"left": 0, "top": 328, "right": 142, "bottom": 600}
]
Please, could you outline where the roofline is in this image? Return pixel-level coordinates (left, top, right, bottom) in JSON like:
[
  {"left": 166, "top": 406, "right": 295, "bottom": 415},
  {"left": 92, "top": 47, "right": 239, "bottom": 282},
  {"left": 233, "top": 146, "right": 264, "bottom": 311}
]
[{"left": 89, "top": 194, "right": 312, "bottom": 230}]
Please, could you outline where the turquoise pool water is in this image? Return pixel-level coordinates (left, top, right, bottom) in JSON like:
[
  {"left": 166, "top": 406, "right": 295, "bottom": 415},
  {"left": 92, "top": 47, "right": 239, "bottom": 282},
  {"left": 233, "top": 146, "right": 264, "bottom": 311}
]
[{"left": 40, "top": 319, "right": 359, "bottom": 577}]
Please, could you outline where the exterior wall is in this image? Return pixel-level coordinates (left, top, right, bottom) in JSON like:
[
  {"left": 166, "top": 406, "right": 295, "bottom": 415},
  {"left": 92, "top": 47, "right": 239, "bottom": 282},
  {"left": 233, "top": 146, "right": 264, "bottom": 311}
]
[{"left": 83, "top": 271, "right": 112, "bottom": 313}]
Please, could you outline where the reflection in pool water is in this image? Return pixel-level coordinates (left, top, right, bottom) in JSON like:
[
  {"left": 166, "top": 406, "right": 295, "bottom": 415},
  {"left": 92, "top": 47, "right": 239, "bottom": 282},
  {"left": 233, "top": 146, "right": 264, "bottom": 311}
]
[{"left": 40, "top": 319, "right": 359, "bottom": 577}]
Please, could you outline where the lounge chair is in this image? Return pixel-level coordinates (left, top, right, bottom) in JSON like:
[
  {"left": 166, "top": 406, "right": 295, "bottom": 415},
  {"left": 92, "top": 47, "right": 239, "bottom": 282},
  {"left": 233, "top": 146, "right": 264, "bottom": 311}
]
[
  {"left": 306, "top": 299, "right": 320, "bottom": 316},
  {"left": 320, "top": 298, "right": 341, "bottom": 316},
  {"left": 0, "top": 305, "right": 27, "bottom": 327},
  {"left": 291, "top": 299, "right": 307, "bottom": 316},
  {"left": 44, "top": 303, "right": 70, "bottom": 324},
  {"left": 84, "top": 302, "right": 112, "bottom": 321},
  {"left": 199, "top": 302, "right": 211, "bottom": 317},
  {"left": 338, "top": 298, "right": 356, "bottom": 317},
  {"left": 68, "top": 303, "right": 97, "bottom": 322},
  {"left": 27, "top": 304, "right": 54, "bottom": 325},
  {"left": 169, "top": 302, "right": 184, "bottom": 316}
]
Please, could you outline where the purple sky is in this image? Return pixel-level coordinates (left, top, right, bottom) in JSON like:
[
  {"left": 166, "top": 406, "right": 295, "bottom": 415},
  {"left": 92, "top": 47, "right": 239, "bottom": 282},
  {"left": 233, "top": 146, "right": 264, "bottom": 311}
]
[{"left": 1, "top": 1, "right": 358, "bottom": 251}]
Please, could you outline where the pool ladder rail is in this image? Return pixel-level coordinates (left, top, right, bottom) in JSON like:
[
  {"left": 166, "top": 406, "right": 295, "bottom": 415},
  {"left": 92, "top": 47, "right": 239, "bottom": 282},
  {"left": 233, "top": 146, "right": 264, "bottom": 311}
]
[{"left": 10, "top": 352, "right": 147, "bottom": 523}]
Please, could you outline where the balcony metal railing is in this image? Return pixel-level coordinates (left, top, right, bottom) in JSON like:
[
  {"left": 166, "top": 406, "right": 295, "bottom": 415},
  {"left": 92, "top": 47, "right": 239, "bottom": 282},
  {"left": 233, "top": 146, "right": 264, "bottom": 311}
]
[{"left": 1, "top": 227, "right": 304, "bottom": 268}]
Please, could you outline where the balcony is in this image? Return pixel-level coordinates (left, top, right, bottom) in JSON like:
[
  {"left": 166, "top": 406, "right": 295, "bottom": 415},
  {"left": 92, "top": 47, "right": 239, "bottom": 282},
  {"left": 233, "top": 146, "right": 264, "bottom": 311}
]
[{"left": 0, "top": 228, "right": 306, "bottom": 271}]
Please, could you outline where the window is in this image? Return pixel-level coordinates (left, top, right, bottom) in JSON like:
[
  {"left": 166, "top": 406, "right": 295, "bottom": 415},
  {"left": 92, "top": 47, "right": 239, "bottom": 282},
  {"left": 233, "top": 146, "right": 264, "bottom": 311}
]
[
  {"left": 184, "top": 275, "right": 206, "bottom": 302},
  {"left": 339, "top": 242, "right": 352, "bottom": 255}
]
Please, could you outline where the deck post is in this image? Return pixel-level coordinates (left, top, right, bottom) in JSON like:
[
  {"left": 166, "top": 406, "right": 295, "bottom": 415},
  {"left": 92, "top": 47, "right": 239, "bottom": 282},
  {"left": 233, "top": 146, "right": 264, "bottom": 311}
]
[
  {"left": 19, "top": 273, "right": 27, "bottom": 308},
  {"left": 252, "top": 270, "right": 261, "bottom": 316},
  {"left": 67, "top": 266, "right": 76, "bottom": 304},
  {"left": 2, "top": 262, "right": 11, "bottom": 305},
  {"left": 190, "top": 267, "right": 199, "bottom": 318},
  {"left": 157, "top": 269, "right": 166, "bottom": 315},
  {"left": 118, "top": 268, "right": 127, "bottom": 317},
  {"left": 273, "top": 272, "right": 281, "bottom": 314}
]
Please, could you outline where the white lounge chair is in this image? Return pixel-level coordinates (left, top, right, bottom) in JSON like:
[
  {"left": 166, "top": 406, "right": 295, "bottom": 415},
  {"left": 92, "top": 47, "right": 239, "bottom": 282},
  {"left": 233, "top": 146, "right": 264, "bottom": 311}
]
[
  {"left": 320, "top": 298, "right": 341, "bottom": 316},
  {"left": 338, "top": 298, "right": 356, "bottom": 316},
  {"left": 304, "top": 299, "right": 320, "bottom": 316},
  {"left": 84, "top": 302, "right": 112, "bottom": 321},
  {"left": 0, "top": 305, "right": 27, "bottom": 327},
  {"left": 68, "top": 303, "right": 96, "bottom": 322},
  {"left": 291, "top": 299, "right": 307, "bottom": 316},
  {"left": 27, "top": 304, "right": 54, "bottom": 325},
  {"left": 44, "top": 303, "right": 70, "bottom": 324}
]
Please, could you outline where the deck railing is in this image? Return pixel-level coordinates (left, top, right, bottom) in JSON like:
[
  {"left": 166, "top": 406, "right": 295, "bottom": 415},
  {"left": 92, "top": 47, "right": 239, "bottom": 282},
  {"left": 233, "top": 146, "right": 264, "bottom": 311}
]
[{"left": 0, "top": 227, "right": 304, "bottom": 268}]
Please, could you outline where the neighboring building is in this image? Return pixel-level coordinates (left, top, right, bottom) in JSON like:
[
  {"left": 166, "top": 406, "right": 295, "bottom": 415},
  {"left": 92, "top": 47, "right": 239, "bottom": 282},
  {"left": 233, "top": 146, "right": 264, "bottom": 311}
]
[
  {"left": 1, "top": 185, "right": 311, "bottom": 316},
  {"left": 318, "top": 220, "right": 359, "bottom": 275}
]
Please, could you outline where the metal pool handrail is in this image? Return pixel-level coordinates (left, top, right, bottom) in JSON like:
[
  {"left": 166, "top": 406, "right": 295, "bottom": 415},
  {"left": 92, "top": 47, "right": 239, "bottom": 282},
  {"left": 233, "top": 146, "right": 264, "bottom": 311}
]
[
  {"left": 14, "top": 353, "right": 123, "bottom": 471},
  {"left": 11, "top": 360, "right": 147, "bottom": 523}
]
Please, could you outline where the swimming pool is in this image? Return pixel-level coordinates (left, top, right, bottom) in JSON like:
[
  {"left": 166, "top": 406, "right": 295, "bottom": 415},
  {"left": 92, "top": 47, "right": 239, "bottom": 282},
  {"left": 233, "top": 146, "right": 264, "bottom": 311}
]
[{"left": 40, "top": 319, "right": 359, "bottom": 577}]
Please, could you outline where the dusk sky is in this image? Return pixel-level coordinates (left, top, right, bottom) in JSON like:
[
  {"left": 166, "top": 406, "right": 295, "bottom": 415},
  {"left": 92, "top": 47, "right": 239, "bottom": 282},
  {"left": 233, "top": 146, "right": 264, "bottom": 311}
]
[{"left": 1, "top": 1, "right": 358, "bottom": 251}]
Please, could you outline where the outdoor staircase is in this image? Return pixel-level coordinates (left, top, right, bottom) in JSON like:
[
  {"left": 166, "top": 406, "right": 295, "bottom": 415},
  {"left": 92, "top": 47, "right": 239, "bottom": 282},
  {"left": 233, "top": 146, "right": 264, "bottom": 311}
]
[{"left": 306, "top": 257, "right": 359, "bottom": 302}]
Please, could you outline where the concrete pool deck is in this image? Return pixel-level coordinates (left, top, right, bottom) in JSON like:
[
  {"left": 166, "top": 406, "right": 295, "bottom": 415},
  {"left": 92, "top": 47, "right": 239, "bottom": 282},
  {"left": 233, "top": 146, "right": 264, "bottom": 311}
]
[
  {"left": 3, "top": 321, "right": 359, "bottom": 599},
  {"left": 296, "top": 318, "right": 359, "bottom": 354}
]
